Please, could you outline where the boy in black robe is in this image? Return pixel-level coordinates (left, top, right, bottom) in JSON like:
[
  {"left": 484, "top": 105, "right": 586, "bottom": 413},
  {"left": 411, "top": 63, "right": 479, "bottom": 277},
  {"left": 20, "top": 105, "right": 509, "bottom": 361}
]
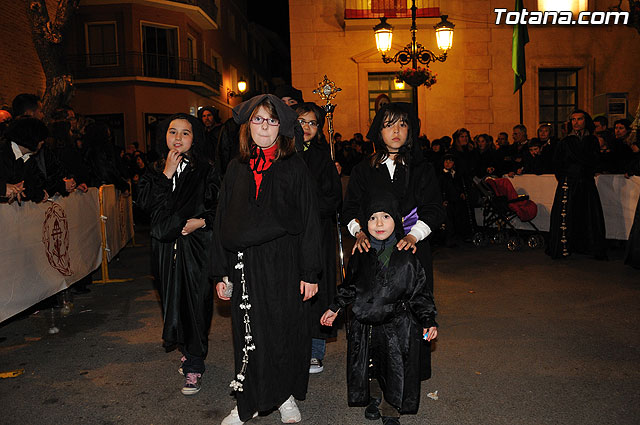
[{"left": 321, "top": 192, "right": 438, "bottom": 425}]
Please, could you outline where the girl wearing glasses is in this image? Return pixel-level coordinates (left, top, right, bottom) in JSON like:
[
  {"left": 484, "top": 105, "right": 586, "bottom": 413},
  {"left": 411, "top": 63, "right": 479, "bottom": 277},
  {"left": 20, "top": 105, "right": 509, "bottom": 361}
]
[
  {"left": 137, "top": 113, "right": 220, "bottom": 396},
  {"left": 213, "top": 94, "right": 322, "bottom": 425},
  {"left": 342, "top": 102, "right": 445, "bottom": 423},
  {"left": 294, "top": 102, "right": 342, "bottom": 375}
]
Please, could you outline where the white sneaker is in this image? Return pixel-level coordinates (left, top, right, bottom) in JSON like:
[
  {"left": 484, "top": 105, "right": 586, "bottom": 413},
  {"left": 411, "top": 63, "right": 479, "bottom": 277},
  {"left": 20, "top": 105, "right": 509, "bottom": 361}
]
[
  {"left": 309, "top": 358, "right": 324, "bottom": 374},
  {"left": 220, "top": 406, "right": 257, "bottom": 425},
  {"left": 279, "top": 395, "right": 302, "bottom": 423}
]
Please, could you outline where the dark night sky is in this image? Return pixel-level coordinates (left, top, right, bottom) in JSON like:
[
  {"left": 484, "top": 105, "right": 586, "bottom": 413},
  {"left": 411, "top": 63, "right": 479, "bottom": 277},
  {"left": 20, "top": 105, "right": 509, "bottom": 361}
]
[{"left": 247, "top": 0, "right": 291, "bottom": 48}]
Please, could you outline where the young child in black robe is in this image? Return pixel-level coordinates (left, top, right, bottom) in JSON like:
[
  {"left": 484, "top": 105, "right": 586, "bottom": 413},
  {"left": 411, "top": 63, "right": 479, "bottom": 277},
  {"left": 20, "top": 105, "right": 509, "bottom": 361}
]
[
  {"left": 321, "top": 192, "right": 438, "bottom": 425},
  {"left": 137, "top": 113, "right": 219, "bottom": 396}
]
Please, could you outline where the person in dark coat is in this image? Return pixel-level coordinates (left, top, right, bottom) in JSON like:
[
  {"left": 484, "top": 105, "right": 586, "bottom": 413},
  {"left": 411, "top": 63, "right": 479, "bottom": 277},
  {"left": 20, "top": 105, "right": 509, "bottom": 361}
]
[
  {"left": 321, "top": 192, "right": 438, "bottom": 425},
  {"left": 213, "top": 94, "right": 322, "bottom": 425},
  {"left": 295, "top": 102, "right": 342, "bottom": 374},
  {"left": 0, "top": 117, "right": 49, "bottom": 203},
  {"left": 137, "top": 113, "right": 220, "bottom": 396},
  {"left": 83, "top": 122, "right": 130, "bottom": 193},
  {"left": 471, "top": 133, "right": 498, "bottom": 179},
  {"left": 198, "top": 105, "right": 222, "bottom": 165},
  {"left": 546, "top": 135, "right": 607, "bottom": 260}
]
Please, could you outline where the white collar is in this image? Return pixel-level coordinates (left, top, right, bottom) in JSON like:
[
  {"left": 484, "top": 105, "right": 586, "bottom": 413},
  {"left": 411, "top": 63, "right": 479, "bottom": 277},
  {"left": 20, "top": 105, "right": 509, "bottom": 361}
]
[{"left": 11, "top": 142, "right": 32, "bottom": 162}]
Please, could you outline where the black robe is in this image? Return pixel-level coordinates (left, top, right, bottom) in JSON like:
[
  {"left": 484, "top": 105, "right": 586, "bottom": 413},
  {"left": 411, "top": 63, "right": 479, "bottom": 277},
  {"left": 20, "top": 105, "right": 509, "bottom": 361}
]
[
  {"left": 137, "top": 162, "right": 219, "bottom": 359},
  {"left": 329, "top": 249, "right": 437, "bottom": 414},
  {"left": 343, "top": 157, "right": 445, "bottom": 286},
  {"left": 546, "top": 136, "right": 607, "bottom": 259},
  {"left": 210, "top": 155, "right": 322, "bottom": 422},
  {"left": 625, "top": 158, "right": 640, "bottom": 269},
  {"left": 0, "top": 139, "right": 50, "bottom": 202},
  {"left": 301, "top": 139, "right": 342, "bottom": 339}
]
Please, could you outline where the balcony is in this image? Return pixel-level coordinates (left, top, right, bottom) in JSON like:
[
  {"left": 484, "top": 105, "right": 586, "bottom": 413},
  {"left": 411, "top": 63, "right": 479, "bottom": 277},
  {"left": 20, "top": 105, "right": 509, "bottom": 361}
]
[
  {"left": 80, "top": 0, "right": 218, "bottom": 30},
  {"left": 68, "top": 52, "right": 222, "bottom": 97}
]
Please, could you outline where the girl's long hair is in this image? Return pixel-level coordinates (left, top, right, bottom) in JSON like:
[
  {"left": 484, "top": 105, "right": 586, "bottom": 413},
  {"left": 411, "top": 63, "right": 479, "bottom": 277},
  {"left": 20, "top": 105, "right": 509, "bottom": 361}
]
[
  {"left": 154, "top": 113, "right": 207, "bottom": 169},
  {"left": 369, "top": 106, "right": 413, "bottom": 167}
]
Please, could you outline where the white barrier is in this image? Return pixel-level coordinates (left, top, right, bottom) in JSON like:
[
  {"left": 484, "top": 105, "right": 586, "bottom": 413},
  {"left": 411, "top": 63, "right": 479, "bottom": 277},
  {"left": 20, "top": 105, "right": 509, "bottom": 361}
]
[
  {"left": 0, "top": 189, "right": 102, "bottom": 322},
  {"left": 0, "top": 184, "right": 136, "bottom": 323},
  {"left": 475, "top": 174, "right": 640, "bottom": 240}
]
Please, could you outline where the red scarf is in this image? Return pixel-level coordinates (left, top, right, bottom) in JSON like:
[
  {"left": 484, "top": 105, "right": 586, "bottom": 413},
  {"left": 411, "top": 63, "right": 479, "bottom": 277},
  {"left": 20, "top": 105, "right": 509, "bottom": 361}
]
[{"left": 249, "top": 144, "right": 277, "bottom": 198}]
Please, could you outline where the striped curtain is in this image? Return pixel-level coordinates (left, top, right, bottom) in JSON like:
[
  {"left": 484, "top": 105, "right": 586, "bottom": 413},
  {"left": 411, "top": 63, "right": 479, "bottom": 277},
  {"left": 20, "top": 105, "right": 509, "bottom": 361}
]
[{"left": 345, "top": 0, "right": 440, "bottom": 19}]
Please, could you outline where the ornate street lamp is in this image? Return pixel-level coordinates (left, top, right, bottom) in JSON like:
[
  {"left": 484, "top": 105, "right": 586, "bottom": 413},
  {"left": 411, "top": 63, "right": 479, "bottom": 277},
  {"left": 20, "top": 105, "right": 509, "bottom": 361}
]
[{"left": 373, "top": 0, "right": 454, "bottom": 116}]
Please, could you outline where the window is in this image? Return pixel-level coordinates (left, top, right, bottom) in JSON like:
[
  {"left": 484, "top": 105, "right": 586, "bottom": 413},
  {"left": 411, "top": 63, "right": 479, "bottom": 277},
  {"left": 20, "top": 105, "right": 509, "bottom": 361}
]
[
  {"left": 345, "top": 0, "right": 441, "bottom": 19},
  {"left": 86, "top": 22, "right": 118, "bottom": 66},
  {"left": 367, "top": 72, "right": 413, "bottom": 122},
  {"left": 538, "top": 68, "right": 579, "bottom": 136},
  {"left": 187, "top": 35, "right": 197, "bottom": 75},
  {"left": 142, "top": 25, "right": 178, "bottom": 79}
]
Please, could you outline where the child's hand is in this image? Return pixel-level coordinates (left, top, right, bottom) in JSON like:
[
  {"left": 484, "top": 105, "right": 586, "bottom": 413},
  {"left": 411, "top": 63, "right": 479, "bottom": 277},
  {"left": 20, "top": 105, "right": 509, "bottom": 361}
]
[
  {"left": 320, "top": 309, "right": 337, "bottom": 327},
  {"left": 216, "top": 282, "right": 230, "bottom": 300},
  {"left": 397, "top": 234, "right": 417, "bottom": 253},
  {"left": 423, "top": 327, "right": 438, "bottom": 341},
  {"left": 182, "top": 218, "right": 205, "bottom": 235},
  {"left": 163, "top": 150, "right": 182, "bottom": 179},
  {"left": 300, "top": 281, "right": 318, "bottom": 301},
  {"left": 352, "top": 230, "right": 370, "bottom": 254}
]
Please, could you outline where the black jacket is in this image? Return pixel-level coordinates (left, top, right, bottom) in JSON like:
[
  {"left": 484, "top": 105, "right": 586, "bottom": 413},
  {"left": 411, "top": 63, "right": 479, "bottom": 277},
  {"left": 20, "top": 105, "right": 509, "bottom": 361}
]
[{"left": 330, "top": 248, "right": 437, "bottom": 414}]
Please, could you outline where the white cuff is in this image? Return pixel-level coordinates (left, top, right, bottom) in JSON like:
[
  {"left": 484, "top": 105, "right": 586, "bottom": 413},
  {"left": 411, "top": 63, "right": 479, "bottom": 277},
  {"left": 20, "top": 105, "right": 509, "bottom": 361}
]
[
  {"left": 347, "top": 219, "right": 361, "bottom": 237},
  {"left": 408, "top": 220, "right": 431, "bottom": 242}
]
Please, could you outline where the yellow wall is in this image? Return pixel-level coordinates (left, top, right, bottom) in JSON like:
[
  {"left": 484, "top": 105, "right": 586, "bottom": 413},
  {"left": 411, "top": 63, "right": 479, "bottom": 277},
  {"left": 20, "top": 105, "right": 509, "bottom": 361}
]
[{"left": 290, "top": 0, "right": 640, "bottom": 140}]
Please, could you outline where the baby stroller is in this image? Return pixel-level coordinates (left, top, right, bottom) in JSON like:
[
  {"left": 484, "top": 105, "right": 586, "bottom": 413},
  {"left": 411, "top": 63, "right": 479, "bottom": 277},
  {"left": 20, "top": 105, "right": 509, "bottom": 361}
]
[{"left": 472, "top": 176, "right": 544, "bottom": 251}]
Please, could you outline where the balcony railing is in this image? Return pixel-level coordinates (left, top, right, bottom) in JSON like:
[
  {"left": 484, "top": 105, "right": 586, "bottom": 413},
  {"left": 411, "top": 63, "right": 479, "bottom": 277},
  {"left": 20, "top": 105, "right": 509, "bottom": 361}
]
[
  {"left": 68, "top": 52, "right": 222, "bottom": 93},
  {"left": 171, "top": 0, "right": 218, "bottom": 24}
]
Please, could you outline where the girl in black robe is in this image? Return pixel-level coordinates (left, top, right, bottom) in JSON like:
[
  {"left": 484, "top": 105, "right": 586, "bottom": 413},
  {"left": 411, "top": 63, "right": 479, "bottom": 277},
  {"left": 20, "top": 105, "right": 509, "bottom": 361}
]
[
  {"left": 343, "top": 102, "right": 444, "bottom": 292},
  {"left": 321, "top": 192, "right": 438, "bottom": 425},
  {"left": 295, "top": 102, "right": 342, "bottom": 374},
  {"left": 212, "top": 95, "right": 322, "bottom": 424},
  {"left": 137, "top": 113, "right": 220, "bottom": 395},
  {"left": 546, "top": 135, "right": 607, "bottom": 259}
]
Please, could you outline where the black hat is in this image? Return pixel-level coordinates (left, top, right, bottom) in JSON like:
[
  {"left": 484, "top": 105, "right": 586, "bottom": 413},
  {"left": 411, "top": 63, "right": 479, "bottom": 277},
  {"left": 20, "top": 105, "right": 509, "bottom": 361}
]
[
  {"left": 362, "top": 191, "right": 403, "bottom": 239},
  {"left": 274, "top": 85, "right": 304, "bottom": 105},
  {"left": 5, "top": 117, "right": 48, "bottom": 152}
]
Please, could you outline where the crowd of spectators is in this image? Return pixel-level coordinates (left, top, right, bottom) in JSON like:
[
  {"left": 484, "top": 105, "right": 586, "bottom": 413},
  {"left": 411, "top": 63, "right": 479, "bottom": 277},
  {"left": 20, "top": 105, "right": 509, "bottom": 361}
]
[
  {"left": 334, "top": 112, "right": 639, "bottom": 246},
  {"left": 0, "top": 93, "right": 146, "bottom": 206}
]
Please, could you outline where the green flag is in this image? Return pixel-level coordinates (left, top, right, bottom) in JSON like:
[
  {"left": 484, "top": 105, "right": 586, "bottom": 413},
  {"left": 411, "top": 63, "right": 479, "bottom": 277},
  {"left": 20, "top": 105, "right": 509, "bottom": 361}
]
[{"left": 512, "top": 0, "right": 529, "bottom": 93}]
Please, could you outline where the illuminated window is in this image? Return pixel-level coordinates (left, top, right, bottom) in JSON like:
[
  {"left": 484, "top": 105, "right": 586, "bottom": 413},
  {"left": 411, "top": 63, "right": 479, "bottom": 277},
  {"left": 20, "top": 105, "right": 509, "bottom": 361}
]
[
  {"left": 368, "top": 72, "right": 413, "bottom": 122},
  {"left": 537, "top": 1, "right": 588, "bottom": 15}
]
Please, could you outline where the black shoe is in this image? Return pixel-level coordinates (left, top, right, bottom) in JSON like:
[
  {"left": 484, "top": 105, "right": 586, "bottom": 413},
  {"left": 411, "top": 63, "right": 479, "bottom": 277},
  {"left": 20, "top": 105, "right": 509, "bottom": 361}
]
[
  {"left": 382, "top": 417, "right": 401, "bottom": 425},
  {"left": 364, "top": 398, "right": 381, "bottom": 420}
]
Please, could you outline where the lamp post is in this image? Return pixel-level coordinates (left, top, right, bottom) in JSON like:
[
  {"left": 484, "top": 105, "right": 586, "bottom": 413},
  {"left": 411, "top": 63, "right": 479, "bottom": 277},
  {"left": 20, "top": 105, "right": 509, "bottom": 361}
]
[{"left": 373, "top": 0, "right": 454, "bottom": 117}]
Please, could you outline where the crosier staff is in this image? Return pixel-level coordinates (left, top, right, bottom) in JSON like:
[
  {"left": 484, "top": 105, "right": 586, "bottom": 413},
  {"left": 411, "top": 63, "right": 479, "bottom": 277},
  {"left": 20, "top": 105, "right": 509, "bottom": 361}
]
[{"left": 312, "top": 75, "right": 345, "bottom": 282}]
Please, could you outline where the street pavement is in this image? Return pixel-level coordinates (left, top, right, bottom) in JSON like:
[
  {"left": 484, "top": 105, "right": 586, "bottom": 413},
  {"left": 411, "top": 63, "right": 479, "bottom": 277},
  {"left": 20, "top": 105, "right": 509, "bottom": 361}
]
[{"left": 1, "top": 229, "right": 639, "bottom": 425}]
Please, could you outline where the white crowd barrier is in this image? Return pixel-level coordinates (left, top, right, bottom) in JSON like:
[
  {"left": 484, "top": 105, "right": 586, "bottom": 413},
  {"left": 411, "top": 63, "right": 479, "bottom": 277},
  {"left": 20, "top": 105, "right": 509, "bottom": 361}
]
[
  {"left": 0, "top": 185, "right": 135, "bottom": 323},
  {"left": 475, "top": 174, "right": 640, "bottom": 240}
]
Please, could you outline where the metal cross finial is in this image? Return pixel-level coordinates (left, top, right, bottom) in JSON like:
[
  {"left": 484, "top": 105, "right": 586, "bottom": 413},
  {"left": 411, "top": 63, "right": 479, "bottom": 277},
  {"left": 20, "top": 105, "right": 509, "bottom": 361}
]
[{"left": 313, "top": 75, "right": 341, "bottom": 103}]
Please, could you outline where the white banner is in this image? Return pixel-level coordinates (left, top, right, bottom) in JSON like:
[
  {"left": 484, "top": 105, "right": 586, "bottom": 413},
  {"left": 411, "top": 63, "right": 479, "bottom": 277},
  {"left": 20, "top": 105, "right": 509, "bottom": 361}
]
[
  {"left": 0, "top": 189, "right": 103, "bottom": 322},
  {"left": 475, "top": 174, "right": 640, "bottom": 240}
]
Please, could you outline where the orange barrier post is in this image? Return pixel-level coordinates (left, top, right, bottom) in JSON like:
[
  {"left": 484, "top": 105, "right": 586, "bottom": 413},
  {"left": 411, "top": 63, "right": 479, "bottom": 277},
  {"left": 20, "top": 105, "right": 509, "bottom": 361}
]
[{"left": 94, "top": 185, "right": 133, "bottom": 284}]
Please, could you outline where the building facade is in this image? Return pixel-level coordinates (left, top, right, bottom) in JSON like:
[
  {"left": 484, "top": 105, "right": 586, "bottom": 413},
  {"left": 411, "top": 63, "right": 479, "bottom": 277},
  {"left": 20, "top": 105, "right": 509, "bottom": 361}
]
[
  {"left": 289, "top": 0, "right": 640, "bottom": 141},
  {"left": 0, "top": 0, "right": 288, "bottom": 151}
]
